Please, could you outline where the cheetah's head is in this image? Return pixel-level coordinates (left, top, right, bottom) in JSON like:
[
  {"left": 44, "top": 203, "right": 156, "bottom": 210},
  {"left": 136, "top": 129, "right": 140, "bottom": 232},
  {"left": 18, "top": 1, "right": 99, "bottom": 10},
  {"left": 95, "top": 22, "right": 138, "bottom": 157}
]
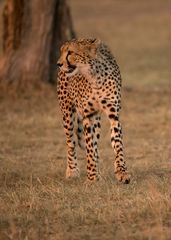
[{"left": 57, "top": 38, "right": 101, "bottom": 76}]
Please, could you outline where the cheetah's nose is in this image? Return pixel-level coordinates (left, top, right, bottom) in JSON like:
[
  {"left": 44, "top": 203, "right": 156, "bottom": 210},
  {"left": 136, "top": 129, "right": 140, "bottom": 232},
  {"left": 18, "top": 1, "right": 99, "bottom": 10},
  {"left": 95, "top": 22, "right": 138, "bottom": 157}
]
[{"left": 57, "top": 62, "right": 63, "bottom": 67}]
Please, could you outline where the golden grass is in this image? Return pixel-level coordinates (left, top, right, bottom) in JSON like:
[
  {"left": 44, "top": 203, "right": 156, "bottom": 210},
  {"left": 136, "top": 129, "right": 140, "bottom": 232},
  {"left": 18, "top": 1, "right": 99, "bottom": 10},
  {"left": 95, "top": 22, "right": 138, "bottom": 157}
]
[{"left": 0, "top": 0, "right": 171, "bottom": 239}]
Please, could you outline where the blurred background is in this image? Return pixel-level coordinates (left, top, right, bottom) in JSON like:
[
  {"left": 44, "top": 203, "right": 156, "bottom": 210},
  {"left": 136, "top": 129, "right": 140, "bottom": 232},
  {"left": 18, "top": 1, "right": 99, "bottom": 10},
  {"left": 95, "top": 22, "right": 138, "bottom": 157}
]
[
  {"left": 69, "top": 0, "right": 171, "bottom": 88},
  {"left": 0, "top": 0, "right": 170, "bottom": 88}
]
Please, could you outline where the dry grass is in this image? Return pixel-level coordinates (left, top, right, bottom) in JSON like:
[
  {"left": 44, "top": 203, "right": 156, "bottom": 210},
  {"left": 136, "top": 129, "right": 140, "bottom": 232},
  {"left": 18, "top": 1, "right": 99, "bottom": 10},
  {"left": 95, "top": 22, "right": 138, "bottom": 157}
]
[
  {"left": 0, "top": 87, "right": 171, "bottom": 240},
  {"left": 0, "top": 0, "right": 171, "bottom": 239}
]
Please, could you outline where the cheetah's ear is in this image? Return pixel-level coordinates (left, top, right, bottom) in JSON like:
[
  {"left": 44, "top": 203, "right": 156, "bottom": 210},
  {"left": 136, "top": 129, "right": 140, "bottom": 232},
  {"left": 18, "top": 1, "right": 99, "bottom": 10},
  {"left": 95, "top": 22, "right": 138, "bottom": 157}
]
[
  {"left": 91, "top": 38, "right": 101, "bottom": 45},
  {"left": 89, "top": 39, "right": 101, "bottom": 56}
]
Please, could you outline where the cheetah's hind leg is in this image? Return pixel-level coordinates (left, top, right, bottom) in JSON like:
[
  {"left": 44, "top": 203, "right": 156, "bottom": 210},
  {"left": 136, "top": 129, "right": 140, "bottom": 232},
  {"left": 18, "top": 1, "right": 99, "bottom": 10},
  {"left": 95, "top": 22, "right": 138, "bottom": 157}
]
[
  {"left": 76, "top": 114, "right": 85, "bottom": 150},
  {"left": 62, "top": 108, "right": 80, "bottom": 179},
  {"left": 76, "top": 114, "right": 101, "bottom": 152}
]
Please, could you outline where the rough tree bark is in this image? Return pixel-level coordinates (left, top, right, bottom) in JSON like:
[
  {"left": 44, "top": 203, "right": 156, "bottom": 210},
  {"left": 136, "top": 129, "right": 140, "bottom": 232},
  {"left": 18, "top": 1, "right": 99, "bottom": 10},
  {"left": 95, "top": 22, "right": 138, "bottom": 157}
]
[{"left": 0, "top": 0, "right": 75, "bottom": 91}]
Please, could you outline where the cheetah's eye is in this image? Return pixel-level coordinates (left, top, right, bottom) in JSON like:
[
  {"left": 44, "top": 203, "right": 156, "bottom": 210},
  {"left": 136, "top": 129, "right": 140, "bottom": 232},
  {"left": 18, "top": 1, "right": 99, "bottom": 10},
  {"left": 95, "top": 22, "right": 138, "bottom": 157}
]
[
  {"left": 66, "top": 50, "right": 74, "bottom": 63},
  {"left": 66, "top": 51, "right": 73, "bottom": 64},
  {"left": 66, "top": 50, "right": 76, "bottom": 72},
  {"left": 67, "top": 50, "right": 73, "bottom": 57}
]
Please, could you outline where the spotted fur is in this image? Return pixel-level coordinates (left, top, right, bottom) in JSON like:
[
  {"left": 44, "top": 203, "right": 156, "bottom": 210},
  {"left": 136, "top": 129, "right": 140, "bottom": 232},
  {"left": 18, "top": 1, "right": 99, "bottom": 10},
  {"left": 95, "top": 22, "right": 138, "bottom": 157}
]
[{"left": 57, "top": 38, "right": 130, "bottom": 183}]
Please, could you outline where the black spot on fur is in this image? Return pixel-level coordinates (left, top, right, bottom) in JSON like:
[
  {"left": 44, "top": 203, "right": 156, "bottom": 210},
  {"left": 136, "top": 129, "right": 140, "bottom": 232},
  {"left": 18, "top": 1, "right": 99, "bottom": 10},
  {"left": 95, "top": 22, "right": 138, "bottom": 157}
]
[
  {"left": 110, "top": 107, "right": 115, "bottom": 112},
  {"left": 109, "top": 114, "right": 116, "bottom": 119},
  {"left": 87, "top": 127, "right": 91, "bottom": 133},
  {"left": 88, "top": 102, "right": 93, "bottom": 106},
  {"left": 114, "top": 127, "right": 118, "bottom": 133},
  {"left": 101, "top": 100, "right": 107, "bottom": 104}
]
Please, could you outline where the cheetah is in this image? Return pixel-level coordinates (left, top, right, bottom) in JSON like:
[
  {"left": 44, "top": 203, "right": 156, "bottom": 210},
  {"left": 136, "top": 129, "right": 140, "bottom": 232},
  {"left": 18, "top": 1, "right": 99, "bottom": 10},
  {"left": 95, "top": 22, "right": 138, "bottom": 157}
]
[{"left": 57, "top": 38, "right": 130, "bottom": 184}]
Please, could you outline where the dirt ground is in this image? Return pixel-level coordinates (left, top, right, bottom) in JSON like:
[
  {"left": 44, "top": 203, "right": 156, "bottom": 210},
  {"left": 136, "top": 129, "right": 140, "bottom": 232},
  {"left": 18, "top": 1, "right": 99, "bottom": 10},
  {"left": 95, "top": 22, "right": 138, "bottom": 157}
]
[{"left": 0, "top": 0, "right": 171, "bottom": 239}]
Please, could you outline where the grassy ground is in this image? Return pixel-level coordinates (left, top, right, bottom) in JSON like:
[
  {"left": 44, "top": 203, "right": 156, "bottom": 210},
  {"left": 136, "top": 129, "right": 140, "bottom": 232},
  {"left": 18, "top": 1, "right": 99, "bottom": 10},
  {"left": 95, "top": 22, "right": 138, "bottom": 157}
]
[
  {"left": 0, "top": 87, "right": 171, "bottom": 240},
  {"left": 0, "top": 0, "right": 171, "bottom": 239}
]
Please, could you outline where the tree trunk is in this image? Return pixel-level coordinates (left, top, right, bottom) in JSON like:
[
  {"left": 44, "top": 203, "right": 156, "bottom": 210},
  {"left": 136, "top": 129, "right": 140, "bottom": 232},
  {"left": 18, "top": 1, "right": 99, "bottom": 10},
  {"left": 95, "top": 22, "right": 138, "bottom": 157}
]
[{"left": 0, "top": 0, "right": 75, "bottom": 92}]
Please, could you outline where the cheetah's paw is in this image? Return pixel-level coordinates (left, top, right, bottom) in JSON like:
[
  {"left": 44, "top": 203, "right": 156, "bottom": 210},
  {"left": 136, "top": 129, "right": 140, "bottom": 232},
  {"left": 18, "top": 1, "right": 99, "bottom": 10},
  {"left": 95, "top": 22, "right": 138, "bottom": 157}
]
[
  {"left": 115, "top": 171, "right": 130, "bottom": 184},
  {"left": 66, "top": 167, "right": 80, "bottom": 179}
]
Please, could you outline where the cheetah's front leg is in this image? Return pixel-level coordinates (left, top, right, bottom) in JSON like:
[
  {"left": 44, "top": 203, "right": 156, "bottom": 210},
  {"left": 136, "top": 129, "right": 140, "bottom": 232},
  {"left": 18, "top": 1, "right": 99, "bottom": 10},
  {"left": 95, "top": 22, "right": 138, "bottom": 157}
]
[
  {"left": 83, "top": 116, "right": 101, "bottom": 181},
  {"left": 62, "top": 110, "right": 80, "bottom": 179},
  {"left": 109, "top": 118, "right": 130, "bottom": 183},
  {"left": 102, "top": 103, "right": 130, "bottom": 183}
]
